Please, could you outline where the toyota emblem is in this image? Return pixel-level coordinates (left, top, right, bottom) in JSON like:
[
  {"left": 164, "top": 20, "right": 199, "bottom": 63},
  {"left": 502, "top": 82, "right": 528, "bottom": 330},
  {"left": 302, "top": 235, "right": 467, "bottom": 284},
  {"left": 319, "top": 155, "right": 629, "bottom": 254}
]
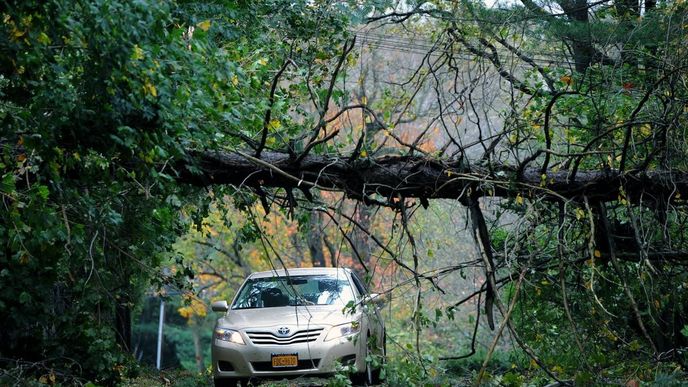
[{"left": 277, "top": 326, "right": 290, "bottom": 336}]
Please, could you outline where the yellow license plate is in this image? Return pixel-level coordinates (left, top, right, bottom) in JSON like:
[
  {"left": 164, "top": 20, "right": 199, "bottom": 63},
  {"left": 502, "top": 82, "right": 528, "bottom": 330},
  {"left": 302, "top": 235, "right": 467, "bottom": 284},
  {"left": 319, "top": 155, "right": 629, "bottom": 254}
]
[{"left": 271, "top": 354, "right": 298, "bottom": 368}]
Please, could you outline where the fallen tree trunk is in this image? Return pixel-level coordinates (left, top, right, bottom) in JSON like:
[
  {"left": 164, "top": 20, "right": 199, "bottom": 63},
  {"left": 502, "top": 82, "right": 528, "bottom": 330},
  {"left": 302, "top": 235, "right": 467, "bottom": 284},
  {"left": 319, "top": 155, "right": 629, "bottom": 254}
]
[{"left": 177, "top": 150, "right": 688, "bottom": 204}]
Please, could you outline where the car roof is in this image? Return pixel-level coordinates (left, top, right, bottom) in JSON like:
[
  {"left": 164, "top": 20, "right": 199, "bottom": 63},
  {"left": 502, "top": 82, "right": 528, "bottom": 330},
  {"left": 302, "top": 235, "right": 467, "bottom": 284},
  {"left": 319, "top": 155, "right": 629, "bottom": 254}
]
[{"left": 248, "top": 267, "right": 352, "bottom": 279}]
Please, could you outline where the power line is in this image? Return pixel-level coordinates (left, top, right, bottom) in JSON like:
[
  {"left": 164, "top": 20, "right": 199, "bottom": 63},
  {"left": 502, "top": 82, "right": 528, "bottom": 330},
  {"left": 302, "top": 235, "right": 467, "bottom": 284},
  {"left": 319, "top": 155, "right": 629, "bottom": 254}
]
[{"left": 353, "top": 31, "right": 580, "bottom": 68}]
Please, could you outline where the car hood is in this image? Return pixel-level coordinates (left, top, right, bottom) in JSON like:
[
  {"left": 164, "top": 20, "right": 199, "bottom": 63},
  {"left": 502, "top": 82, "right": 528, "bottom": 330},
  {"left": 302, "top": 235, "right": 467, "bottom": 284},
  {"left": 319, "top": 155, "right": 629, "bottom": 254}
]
[{"left": 217, "top": 305, "right": 356, "bottom": 330}]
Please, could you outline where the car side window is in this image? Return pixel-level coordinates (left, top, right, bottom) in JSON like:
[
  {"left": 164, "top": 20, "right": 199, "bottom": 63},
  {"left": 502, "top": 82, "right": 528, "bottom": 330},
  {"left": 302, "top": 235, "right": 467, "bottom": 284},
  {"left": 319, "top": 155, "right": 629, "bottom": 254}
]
[{"left": 350, "top": 272, "right": 368, "bottom": 298}]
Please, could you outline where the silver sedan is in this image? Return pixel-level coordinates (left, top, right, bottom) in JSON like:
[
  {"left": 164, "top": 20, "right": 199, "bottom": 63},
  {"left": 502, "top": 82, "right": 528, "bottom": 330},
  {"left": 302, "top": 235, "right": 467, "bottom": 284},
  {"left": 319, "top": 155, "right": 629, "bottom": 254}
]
[{"left": 211, "top": 267, "right": 386, "bottom": 387}]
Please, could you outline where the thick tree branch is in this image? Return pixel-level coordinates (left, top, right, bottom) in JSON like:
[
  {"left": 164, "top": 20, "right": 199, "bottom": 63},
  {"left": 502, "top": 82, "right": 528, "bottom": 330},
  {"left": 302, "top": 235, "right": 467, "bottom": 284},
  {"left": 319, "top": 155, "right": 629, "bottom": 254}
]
[{"left": 177, "top": 150, "right": 688, "bottom": 204}]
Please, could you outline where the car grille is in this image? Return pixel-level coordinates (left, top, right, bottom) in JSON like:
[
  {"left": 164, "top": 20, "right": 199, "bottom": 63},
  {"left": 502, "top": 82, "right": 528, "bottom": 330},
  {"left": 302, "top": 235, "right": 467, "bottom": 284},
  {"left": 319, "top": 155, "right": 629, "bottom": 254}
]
[
  {"left": 245, "top": 327, "right": 324, "bottom": 345},
  {"left": 251, "top": 359, "right": 320, "bottom": 371}
]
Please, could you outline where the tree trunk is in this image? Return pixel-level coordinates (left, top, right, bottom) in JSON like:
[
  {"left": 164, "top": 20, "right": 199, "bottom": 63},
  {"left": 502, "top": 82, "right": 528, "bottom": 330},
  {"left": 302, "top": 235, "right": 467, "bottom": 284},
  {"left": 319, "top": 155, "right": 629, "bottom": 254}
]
[
  {"left": 192, "top": 321, "right": 204, "bottom": 372},
  {"left": 177, "top": 150, "right": 688, "bottom": 205},
  {"left": 350, "top": 204, "right": 373, "bottom": 269},
  {"left": 115, "top": 295, "right": 132, "bottom": 352},
  {"left": 307, "top": 209, "right": 327, "bottom": 267},
  {"left": 558, "top": 0, "right": 594, "bottom": 72}
]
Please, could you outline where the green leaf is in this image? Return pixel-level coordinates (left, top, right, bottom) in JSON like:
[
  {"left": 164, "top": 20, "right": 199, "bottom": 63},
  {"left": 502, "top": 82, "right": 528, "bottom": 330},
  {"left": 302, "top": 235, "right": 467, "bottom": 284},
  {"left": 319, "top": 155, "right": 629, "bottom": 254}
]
[
  {"left": 37, "top": 185, "right": 49, "bottom": 200},
  {"left": 2, "top": 173, "right": 16, "bottom": 193},
  {"left": 19, "top": 292, "right": 31, "bottom": 304}
]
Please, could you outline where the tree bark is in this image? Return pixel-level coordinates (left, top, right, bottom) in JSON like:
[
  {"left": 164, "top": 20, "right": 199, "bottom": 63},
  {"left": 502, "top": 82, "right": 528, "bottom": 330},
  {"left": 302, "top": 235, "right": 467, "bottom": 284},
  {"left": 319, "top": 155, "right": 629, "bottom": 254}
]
[
  {"left": 177, "top": 150, "right": 688, "bottom": 205},
  {"left": 307, "top": 209, "right": 326, "bottom": 267},
  {"left": 115, "top": 295, "right": 132, "bottom": 352},
  {"left": 192, "top": 322, "right": 204, "bottom": 373},
  {"left": 558, "top": 0, "right": 595, "bottom": 72}
]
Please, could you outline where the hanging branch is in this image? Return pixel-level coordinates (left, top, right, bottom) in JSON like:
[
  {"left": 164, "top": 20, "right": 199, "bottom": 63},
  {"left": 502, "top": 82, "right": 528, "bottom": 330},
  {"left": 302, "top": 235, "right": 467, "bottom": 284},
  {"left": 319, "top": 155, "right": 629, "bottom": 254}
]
[
  {"left": 256, "top": 57, "right": 293, "bottom": 158},
  {"left": 464, "top": 194, "right": 497, "bottom": 330},
  {"left": 296, "top": 38, "right": 357, "bottom": 163},
  {"left": 596, "top": 202, "right": 659, "bottom": 355},
  {"left": 474, "top": 267, "right": 528, "bottom": 386}
]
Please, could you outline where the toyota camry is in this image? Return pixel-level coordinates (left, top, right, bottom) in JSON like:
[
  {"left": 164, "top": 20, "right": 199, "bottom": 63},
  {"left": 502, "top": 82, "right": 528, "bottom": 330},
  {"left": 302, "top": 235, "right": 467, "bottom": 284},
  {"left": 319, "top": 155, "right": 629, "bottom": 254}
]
[{"left": 210, "top": 267, "right": 386, "bottom": 386}]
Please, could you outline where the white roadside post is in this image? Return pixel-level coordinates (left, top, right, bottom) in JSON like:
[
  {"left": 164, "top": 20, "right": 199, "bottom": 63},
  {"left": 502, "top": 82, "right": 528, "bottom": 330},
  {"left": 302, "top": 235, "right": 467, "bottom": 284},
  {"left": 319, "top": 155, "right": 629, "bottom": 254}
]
[{"left": 156, "top": 298, "right": 165, "bottom": 369}]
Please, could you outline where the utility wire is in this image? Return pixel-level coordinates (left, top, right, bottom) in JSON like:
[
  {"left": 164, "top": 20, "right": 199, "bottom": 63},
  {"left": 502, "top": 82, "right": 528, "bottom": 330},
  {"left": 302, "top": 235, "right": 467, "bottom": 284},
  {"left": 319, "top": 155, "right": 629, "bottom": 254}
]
[{"left": 353, "top": 30, "right": 581, "bottom": 67}]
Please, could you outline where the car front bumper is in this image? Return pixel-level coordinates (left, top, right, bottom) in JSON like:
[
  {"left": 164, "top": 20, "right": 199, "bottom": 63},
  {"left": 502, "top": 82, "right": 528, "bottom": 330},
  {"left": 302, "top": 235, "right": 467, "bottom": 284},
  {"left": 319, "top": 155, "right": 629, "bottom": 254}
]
[{"left": 212, "top": 332, "right": 363, "bottom": 379}]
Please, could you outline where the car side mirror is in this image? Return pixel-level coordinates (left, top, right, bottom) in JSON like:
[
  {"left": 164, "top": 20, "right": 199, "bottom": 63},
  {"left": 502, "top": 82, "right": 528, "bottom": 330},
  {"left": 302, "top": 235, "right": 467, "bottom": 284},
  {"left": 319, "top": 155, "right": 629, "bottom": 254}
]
[{"left": 211, "top": 300, "right": 229, "bottom": 312}]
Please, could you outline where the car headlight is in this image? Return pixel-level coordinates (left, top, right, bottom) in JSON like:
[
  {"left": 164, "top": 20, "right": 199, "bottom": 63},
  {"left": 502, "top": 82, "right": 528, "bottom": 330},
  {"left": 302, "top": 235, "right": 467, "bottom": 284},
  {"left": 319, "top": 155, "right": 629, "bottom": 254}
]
[
  {"left": 325, "top": 321, "right": 360, "bottom": 341},
  {"left": 215, "top": 328, "right": 245, "bottom": 345}
]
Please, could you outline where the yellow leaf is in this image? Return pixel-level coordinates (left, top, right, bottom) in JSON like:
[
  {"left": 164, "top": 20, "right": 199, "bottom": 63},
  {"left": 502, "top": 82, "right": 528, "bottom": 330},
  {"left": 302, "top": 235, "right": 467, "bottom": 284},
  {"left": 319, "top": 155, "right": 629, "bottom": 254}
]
[
  {"left": 178, "top": 306, "right": 192, "bottom": 319},
  {"left": 11, "top": 26, "right": 24, "bottom": 39},
  {"left": 594, "top": 249, "right": 601, "bottom": 258},
  {"left": 257, "top": 58, "right": 268, "bottom": 66},
  {"left": 21, "top": 15, "right": 32, "bottom": 27},
  {"left": 231, "top": 75, "right": 239, "bottom": 86},
  {"left": 360, "top": 150, "right": 367, "bottom": 157},
  {"left": 197, "top": 20, "right": 211, "bottom": 32},
  {"left": 132, "top": 44, "right": 144, "bottom": 60},
  {"left": 515, "top": 194, "right": 524, "bottom": 205},
  {"left": 143, "top": 81, "right": 157, "bottom": 97},
  {"left": 639, "top": 123, "right": 652, "bottom": 136},
  {"left": 361, "top": 96, "right": 368, "bottom": 105},
  {"left": 37, "top": 32, "right": 51, "bottom": 45},
  {"left": 268, "top": 119, "right": 281, "bottom": 130},
  {"left": 576, "top": 208, "right": 585, "bottom": 220}
]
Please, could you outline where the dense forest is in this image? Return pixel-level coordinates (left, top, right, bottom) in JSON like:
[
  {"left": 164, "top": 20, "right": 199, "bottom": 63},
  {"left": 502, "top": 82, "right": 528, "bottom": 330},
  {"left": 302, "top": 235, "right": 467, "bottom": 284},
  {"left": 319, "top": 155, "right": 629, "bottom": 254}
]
[{"left": 1, "top": 0, "right": 687, "bottom": 385}]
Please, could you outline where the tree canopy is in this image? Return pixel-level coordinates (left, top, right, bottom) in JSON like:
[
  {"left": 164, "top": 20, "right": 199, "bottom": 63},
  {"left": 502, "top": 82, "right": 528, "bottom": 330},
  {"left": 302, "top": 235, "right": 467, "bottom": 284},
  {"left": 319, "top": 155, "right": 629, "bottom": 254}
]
[{"left": 1, "top": 0, "right": 688, "bottom": 384}]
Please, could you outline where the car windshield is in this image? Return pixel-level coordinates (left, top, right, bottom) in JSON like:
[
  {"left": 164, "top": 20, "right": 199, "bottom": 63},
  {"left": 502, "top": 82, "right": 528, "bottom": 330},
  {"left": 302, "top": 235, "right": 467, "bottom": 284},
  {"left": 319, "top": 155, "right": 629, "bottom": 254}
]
[{"left": 231, "top": 274, "right": 356, "bottom": 309}]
